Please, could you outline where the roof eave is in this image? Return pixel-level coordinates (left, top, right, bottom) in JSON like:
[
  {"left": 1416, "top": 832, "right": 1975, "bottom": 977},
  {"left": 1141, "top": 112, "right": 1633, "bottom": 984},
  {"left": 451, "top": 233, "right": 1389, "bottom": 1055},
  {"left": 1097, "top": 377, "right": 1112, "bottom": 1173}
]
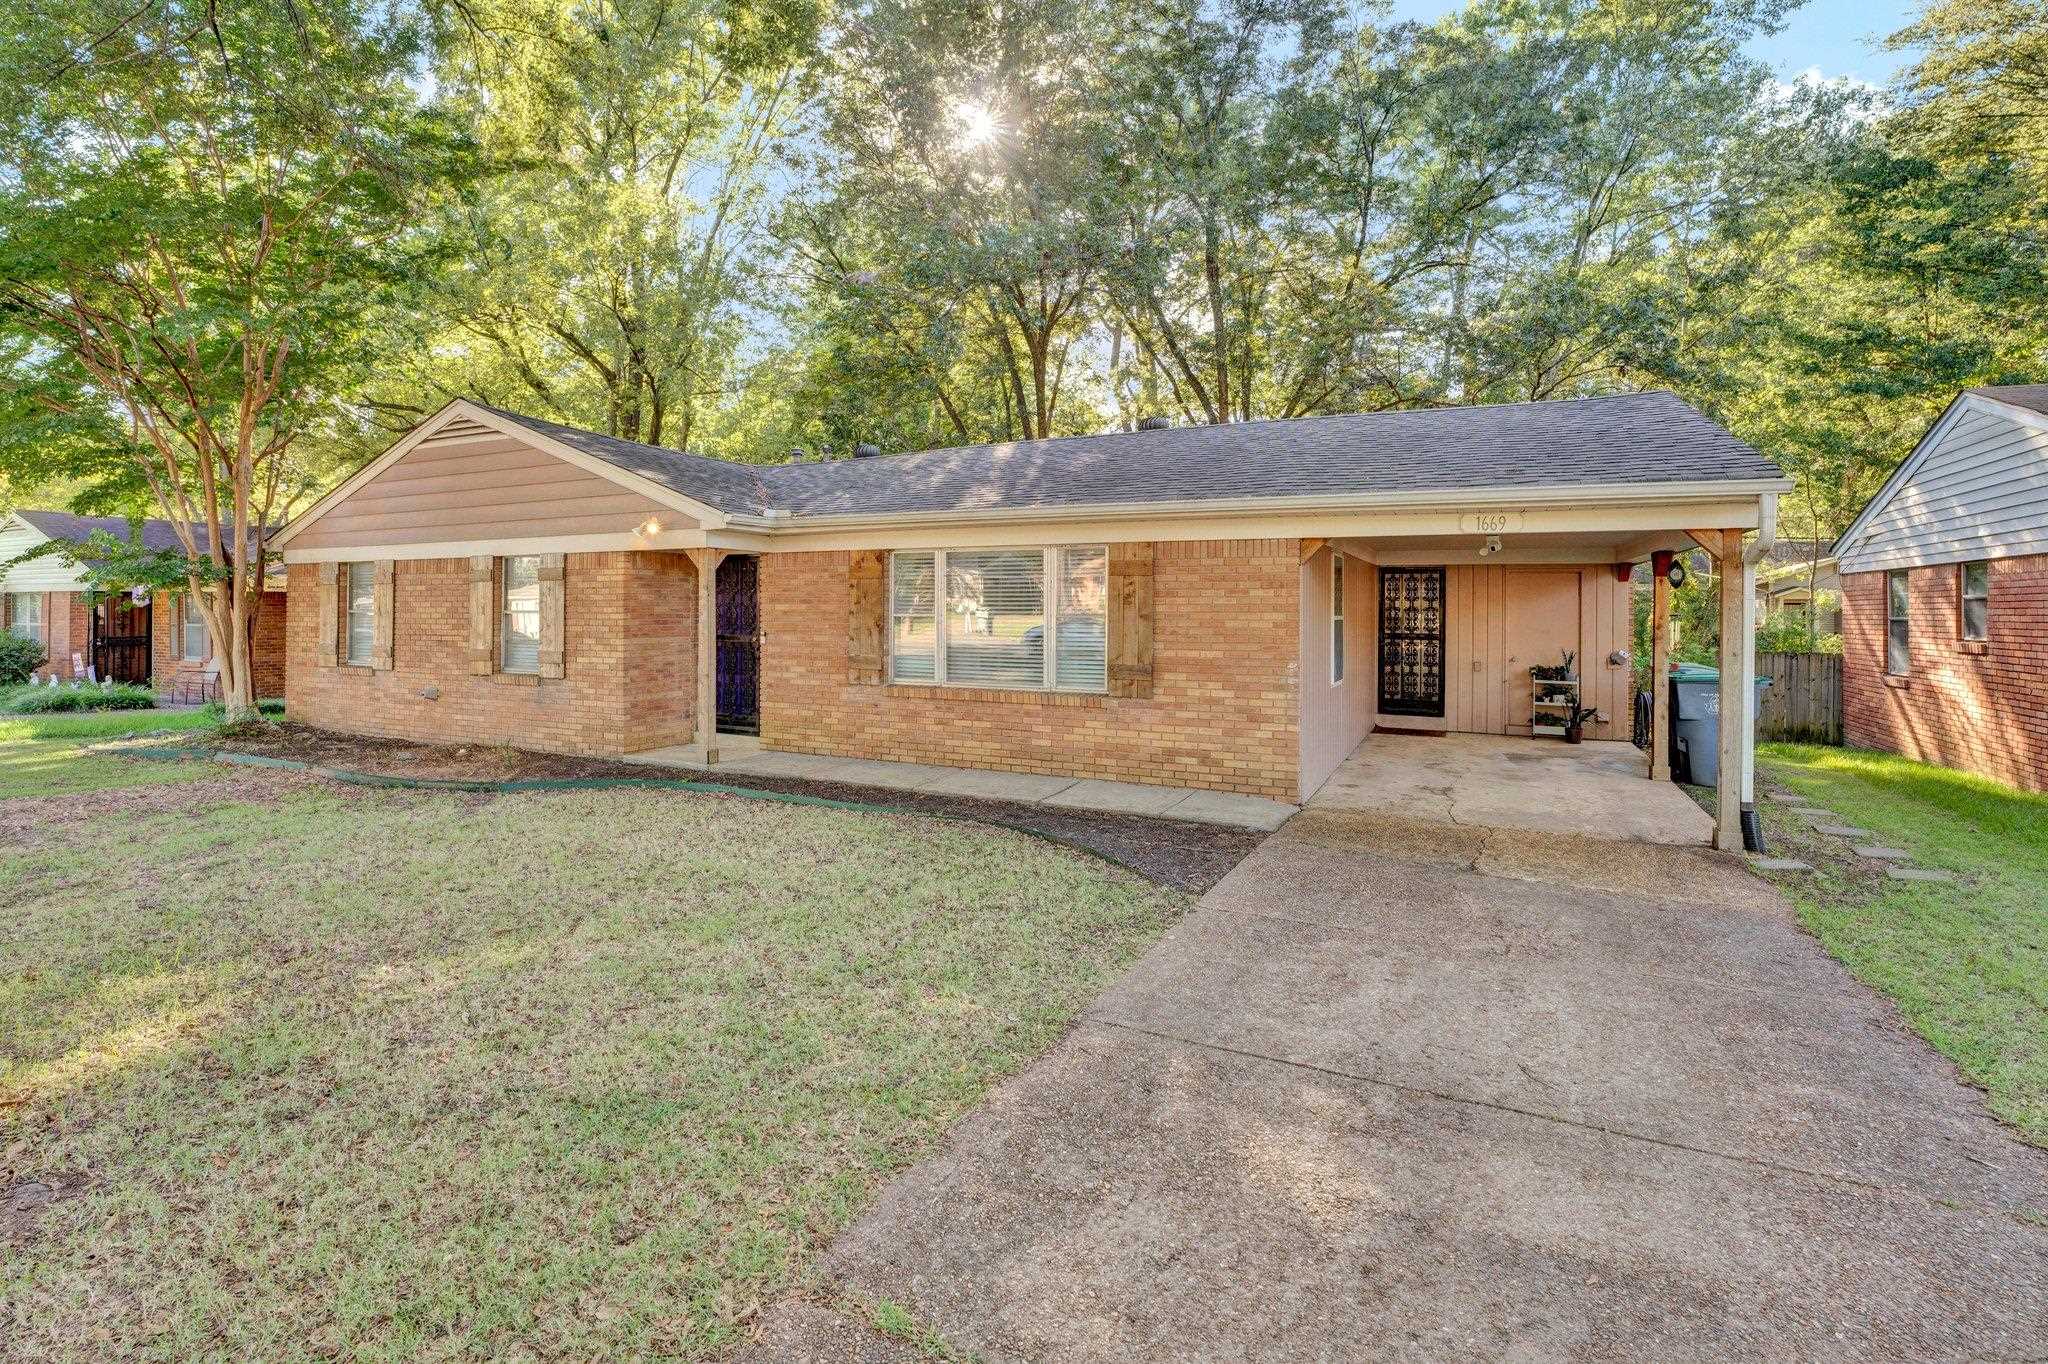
[{"left": 766, "top": 476, "right": 1794, "bottom": 531}]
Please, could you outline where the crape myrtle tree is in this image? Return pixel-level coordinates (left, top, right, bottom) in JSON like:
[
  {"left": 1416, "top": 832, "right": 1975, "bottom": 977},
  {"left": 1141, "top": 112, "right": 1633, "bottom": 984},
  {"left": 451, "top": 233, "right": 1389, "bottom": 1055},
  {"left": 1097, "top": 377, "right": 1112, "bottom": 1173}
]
[{"left": 0, "top": 0, "right": 474, "bottom": 719}]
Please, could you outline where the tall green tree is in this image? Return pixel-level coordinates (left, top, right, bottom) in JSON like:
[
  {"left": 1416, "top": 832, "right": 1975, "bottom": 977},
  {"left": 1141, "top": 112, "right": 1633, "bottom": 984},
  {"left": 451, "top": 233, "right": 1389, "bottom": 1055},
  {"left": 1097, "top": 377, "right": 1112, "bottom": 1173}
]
[{"left": 0, "top": 0, "right": 474, "bottom": 717}]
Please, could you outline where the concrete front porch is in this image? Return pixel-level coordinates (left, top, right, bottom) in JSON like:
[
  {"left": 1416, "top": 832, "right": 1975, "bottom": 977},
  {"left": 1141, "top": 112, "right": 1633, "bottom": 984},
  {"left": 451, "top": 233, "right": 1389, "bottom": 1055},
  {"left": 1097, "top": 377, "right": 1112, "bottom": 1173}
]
[
  {"left": 1310, "top": 730, "right": 1715, "bottom": 845},
  {"left": 619, "top": 742, "right": 1300, "bottom": 832}
]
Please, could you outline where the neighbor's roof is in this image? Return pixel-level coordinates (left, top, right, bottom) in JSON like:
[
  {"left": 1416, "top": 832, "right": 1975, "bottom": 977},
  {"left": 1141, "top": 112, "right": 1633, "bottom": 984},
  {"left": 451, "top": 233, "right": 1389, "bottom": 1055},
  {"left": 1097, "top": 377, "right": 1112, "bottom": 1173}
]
[
  {"left": 13, "top": 510, "right": 186, "bottom": 553},
  {"left": 478, "top": 389, "right": 1786, "bottom": 522},
  {"left": 1969, "top": 384, "right": 2048, "bottom": 418}
]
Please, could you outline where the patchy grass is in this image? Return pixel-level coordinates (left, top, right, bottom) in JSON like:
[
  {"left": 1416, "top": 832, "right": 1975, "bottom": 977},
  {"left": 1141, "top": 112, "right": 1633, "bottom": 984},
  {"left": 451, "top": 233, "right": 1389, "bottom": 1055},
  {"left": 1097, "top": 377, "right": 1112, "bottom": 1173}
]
[
  {"left": 1752, "top": 743, "right": 2048, "bottom": 1146},
  {"left": 0, "top": 710, "right": 222, "bottom": 798},
  {"left": 0, "top": 738, "right": 1185, "bottom": 1361}
]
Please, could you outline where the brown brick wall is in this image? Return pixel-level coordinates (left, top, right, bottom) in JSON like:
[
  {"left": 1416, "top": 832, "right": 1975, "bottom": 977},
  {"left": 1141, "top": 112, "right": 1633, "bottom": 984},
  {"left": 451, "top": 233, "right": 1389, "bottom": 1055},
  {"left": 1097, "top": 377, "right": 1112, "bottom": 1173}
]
[
  {"left": 154, "top": 590, "right": 289, "bottom": 699},
  {"left": 1841, "top": 554, "right": 2048, "bottom": 793},
  {"left": 284, "top": 552, "right": 697, "bottom": 755},
  {"left": 757, "top": 540, "right": 1303, "bottom": 800},
  {"left": 2, "top": 590, "right": 92, "bottom": 679}
]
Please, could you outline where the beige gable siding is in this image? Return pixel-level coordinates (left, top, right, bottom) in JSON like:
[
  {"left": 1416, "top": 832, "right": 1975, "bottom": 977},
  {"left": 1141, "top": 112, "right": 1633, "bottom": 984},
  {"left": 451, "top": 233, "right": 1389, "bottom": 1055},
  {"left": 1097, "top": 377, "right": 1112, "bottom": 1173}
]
[
  {"left": 1841, "top": 405, "right": 2048, "bottom": 573},
  {"left": 289, "top": 418, "right": 686, "bottom": 553}
]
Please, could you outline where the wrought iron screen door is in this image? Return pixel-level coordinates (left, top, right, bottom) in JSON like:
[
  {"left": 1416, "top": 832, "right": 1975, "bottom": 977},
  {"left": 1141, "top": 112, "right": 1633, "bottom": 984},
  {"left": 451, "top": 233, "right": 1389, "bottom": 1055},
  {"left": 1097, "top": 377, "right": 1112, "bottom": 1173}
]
[
  {"left": 1378, "top": 568, "right": 1445, "bottom": 717},
  {"left": 714, "top": 555, "right": 760, "bottom": 735}
]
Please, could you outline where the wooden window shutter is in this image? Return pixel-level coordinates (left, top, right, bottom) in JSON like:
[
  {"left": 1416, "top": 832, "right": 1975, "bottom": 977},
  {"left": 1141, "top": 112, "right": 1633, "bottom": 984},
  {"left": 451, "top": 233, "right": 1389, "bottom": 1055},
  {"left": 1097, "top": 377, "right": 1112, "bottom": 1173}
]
[
  {"left": 468, "top": 556, "right": 495, "bottom": 675},
  {"left": 847, "top": 549, "right": 886, "bottom": 684},
  {"left": 537, "top": 553, "right": 566, "bottom": 678},
  {"left": 1107, "top": 542, "right": 1154, "bottom": 698},
  {"left": 316, "top": 563, "right": 339, "bottom": 668},
  {"left": 372, "top": 561, "right": 396, "bottom": 670}
]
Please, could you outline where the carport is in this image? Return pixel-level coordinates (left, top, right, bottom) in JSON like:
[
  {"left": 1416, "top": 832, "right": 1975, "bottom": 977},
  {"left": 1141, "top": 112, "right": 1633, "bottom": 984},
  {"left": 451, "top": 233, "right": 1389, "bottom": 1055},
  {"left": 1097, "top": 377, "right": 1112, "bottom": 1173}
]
[{"left": 1308, "top": 729, "right": 1715, "bottom": 844}]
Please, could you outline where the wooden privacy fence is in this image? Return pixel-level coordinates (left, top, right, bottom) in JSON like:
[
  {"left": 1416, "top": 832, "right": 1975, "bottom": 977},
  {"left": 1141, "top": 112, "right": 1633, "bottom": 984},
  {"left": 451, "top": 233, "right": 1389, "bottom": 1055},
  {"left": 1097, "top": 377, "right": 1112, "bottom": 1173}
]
[{"left": 1756, "top": 652, "right": 1842, "bottom": 744}]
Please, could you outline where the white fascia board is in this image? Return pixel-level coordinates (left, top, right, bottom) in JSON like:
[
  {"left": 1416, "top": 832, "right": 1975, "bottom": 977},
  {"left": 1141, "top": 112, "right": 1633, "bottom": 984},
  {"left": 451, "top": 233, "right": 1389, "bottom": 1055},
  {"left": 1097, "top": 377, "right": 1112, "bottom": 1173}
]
[
  {"left": 272, "top": 400, "right": 733, "bottom": 551},
  {"left": 766, "top": 477, "right": 1793, "bottom": 532}
]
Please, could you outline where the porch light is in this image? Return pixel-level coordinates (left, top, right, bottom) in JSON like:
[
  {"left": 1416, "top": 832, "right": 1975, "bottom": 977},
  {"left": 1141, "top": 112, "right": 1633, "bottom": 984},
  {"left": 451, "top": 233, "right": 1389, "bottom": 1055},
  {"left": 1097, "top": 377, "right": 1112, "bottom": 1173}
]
[
  {"left": 639, "top": 517, "right": 661, "bottom": 538},
  {"left": 1478, "top": 535, "right": 1503, "bottom": 558}
]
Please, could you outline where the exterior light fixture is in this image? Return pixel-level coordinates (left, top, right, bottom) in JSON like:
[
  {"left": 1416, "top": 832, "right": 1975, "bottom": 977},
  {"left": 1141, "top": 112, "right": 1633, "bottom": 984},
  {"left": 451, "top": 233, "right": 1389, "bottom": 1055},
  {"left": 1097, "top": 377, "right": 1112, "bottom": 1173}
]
[
  {"left": 1666, "top": 560, "right": 1688, "bottom": 589},
  {"left": 1478, "top": 535, "right": 1503, "bottom": 558},
  {"left": 638, "top": 517, "right": 661, "bottom": 538}
]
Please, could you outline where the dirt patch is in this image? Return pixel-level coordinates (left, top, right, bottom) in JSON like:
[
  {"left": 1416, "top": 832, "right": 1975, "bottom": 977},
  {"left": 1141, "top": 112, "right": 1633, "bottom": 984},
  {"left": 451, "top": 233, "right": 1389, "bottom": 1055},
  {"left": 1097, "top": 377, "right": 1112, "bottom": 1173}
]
[{"left": 151, "top": 724, "right": 1266, "bottom": 894}]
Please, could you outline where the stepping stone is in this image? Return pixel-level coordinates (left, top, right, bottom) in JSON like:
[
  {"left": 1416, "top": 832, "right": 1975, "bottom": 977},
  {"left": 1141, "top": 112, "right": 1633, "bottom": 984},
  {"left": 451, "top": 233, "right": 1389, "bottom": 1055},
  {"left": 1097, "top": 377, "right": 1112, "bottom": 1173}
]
[
  {"left": 1749, "top": 856, "right": 1812, "bottom": 872},
  {"left": 1764, "top": 787, "right": 1799, "bottom": 801},
  {"left": 1851, "top": 845, "right": 1913, "bottom": 861},
  {"left": 1813, "top": 824, "right": 1872, "bottom": 838},
  {"left": 1792, "top": 808, "right": 1843, "bottom": 823},
  {"left": 1887, "top": 865, "right": 1955, "bottom": 883}
]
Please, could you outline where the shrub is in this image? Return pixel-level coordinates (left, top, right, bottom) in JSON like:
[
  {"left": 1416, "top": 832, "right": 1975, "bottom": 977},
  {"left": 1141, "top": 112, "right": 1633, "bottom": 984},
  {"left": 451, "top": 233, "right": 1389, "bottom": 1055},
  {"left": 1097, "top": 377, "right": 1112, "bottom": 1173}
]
[
  {"left": 0, "top": 633, "right": 46, "bottom": 686},
  {"left": 1, "top": 682, "right": 159, "bottom": 714}
]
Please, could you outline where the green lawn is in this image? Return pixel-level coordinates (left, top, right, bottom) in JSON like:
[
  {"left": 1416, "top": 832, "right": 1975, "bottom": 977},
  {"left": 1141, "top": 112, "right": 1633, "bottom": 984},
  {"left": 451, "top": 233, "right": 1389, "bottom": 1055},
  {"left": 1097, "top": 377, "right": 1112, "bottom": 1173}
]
[
  {"left": 0, "top": 709, "right": 222, "bottom": 798},
  {"left": 1754, "top": 743, "right": 2048, "bottom": 1146},
  {"left": 1, "top": 724, "right": 1185, "bottom": 1361}
]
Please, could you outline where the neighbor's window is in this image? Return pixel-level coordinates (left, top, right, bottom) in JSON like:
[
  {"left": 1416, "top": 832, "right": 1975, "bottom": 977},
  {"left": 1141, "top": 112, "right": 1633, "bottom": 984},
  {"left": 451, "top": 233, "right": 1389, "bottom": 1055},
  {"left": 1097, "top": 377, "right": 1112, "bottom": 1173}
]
[
  {"left": 1960, "top": 561, "right": 1989, "bottom": 641},
  {"left": 501, "top": 554, "right": 541, "bottom": 674},
  {"left": 887, "top": 546, "right": 1107, "bottom": 692},
  {"left": 7, "top": 591, "right": 40, "bottom": 641},
  {"left": 1886, "top": 569, "right": 1910, "bottom": 676},
  {"left": 345, "top": 562, "right": 375, "bottom": 665},
  {"left": 181, "top": 598, "right": 208, "bottom": 660},
  {"left": 1331, "top": 555, "right": 1346, "bottom": 684}
]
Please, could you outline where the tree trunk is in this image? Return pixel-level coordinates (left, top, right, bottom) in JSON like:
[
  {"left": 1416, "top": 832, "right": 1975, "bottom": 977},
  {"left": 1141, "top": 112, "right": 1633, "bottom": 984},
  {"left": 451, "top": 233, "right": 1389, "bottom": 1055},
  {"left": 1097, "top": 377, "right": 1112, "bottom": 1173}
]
[{"left": 1203, "top": 208, "right": 1230, "bottom": 424}]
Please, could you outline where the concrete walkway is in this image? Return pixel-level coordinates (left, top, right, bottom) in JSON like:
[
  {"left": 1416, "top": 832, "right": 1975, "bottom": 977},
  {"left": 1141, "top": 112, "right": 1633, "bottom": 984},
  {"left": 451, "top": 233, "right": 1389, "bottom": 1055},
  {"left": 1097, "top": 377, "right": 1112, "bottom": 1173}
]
[
  {"left": 620, "top": 741, "right": 1298, "bottom": 832},
  {"left": 746, "top": 806, "right": 2047, "bottom": 1362}
]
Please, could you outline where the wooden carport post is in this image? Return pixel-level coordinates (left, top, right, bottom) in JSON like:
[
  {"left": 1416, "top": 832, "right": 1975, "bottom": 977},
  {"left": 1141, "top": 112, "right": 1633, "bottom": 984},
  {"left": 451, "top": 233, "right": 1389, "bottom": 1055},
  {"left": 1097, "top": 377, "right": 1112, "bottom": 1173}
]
[
  {"left": 1647, "top": 550, "right": 1673, "bottom": 782},
  {"left": 685, "top": 548, "right": 726, "bottom": 765},
  {"left": 1715, "top": 529, "right": 1747, "bottom": 852}
]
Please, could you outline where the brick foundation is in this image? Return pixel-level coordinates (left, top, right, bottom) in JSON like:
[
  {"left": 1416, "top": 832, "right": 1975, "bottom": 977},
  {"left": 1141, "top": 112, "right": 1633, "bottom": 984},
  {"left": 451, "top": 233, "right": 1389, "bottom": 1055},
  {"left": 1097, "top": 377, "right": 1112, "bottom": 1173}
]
[
  {"left": 758, "top": 540, "right": 1303, "bottom": 800},
  {"left": 285, "top": 552, "right": 697, "bottom": 756},
  {"left": 1841, "top": 554, "right": 2048, "bottom": 793}
]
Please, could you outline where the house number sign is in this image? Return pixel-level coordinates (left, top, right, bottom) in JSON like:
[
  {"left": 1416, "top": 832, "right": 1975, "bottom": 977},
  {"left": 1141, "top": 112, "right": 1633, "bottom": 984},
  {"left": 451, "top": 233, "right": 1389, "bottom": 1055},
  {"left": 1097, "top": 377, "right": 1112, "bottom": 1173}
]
[{"left": 1458, "top": 511, "right": 1524, "bottom": 534}]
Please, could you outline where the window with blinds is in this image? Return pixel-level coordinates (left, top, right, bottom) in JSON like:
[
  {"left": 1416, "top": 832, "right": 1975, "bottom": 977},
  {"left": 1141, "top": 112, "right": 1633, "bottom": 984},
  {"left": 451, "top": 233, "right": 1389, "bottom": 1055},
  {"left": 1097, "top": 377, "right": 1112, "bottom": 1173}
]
[
  {"left": 1886, "top": 570, "right": 1910, "bottom": 676},
  {"left": 502, "top": 555, "right": 542, "bottom": 673},
  {"left": 8, "top": 592, "right": 40, "bottom": 641},
  {"left": 181, "top": 598, "right": 208, "bottom": 660},
  {"left": 888, "top": 546, "right": 1107, "bottom": 692},
  {"left": 345, "top": 562, "right": 375, "bottom": 665}
]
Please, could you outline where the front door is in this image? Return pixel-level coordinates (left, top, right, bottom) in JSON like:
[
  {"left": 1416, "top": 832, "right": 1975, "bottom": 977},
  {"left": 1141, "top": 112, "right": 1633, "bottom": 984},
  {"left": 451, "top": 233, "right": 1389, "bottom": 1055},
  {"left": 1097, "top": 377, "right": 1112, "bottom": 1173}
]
[
  {"left": 1503, "top": 570, "right": 1582, "bottom": 735},
  {"left": 715, "top": 555, "right": 760, "bottom": 736},
  {"left": 1378, "top": 567, "right": 1446, "bottom": 718},
  {"left": 91, "top": 593, "right": 152, "bottom": 685}
]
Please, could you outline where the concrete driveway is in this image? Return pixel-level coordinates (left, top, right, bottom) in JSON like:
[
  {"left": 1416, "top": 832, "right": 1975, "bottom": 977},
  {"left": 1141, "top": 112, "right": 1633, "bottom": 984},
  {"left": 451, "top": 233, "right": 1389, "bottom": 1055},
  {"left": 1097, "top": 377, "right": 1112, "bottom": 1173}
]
[{"left": 749, "top": 806, "right": 2048, "bottom": 1362}]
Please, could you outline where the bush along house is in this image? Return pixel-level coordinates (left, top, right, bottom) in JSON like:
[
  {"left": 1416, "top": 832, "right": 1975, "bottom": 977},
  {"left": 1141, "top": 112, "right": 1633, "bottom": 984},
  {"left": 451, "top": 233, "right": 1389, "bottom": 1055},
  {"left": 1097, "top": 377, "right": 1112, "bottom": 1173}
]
[
  {"left": 1832, "top": 385, "right": 2048, "bottom": 793},
  {"left": 0, "top": 509, "right": 287, "bottom": 699},
  {"left": 269, "top": 394, "right": 1790, "bottom": 849}
]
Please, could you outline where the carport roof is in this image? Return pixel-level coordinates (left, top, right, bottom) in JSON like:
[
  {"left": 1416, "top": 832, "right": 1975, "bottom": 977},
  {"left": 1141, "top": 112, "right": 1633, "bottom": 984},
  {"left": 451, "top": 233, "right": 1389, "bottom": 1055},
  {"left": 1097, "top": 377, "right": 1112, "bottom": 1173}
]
[{"left": 473, "top": 389, "right": 1786, "bottom": 523}]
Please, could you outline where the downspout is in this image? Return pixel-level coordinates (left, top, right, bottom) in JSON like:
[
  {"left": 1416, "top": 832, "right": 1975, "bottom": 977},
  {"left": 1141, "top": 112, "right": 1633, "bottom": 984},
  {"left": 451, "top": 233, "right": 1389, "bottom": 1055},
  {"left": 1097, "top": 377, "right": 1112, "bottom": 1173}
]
[{"left": 1737, "top": 493, "right": 1777, "bottom": 849}]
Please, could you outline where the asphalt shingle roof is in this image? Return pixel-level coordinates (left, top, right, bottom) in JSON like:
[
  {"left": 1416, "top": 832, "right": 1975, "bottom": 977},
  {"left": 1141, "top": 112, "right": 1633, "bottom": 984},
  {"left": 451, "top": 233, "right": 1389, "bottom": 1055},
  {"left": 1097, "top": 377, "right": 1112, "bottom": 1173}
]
[
  {"left": 1968, "top": 384, "right": 2048, "bottom": 418},
  {"left": 15, "top": 510, "right": 187, "bottom": 553},
  {"left": 482, "top": 390, "right": 1784, "bottom": 522}
]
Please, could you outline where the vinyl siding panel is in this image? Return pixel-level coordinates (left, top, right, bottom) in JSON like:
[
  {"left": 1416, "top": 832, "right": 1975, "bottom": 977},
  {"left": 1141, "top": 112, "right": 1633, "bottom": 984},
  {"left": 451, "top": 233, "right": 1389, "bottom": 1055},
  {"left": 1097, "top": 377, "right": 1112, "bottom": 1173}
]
[
  {"left": 290, "top": 427, "right": 686, "bottom": 553},
  {"left": 0, "top": 521, "right": 91, "bottom": 591},
  {"left": 1841, "top": 407, "right": 2048, "bottom": 572}
]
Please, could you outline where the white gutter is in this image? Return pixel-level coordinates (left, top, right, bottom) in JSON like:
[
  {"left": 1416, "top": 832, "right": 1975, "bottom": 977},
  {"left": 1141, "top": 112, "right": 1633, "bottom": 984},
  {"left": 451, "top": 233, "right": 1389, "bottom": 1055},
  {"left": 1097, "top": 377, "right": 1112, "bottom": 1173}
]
[{"left": 760, "top": 477, "right": 1796, "bottom": 532}]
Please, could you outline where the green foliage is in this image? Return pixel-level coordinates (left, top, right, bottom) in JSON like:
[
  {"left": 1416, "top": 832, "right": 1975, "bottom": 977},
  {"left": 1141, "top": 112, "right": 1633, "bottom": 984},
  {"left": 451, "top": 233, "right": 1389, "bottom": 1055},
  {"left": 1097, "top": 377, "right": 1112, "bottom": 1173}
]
[
  {"left": 0, "top": 681, "right": 157, "bottom": 713},
  {"left": 0, "top": 632, "right": 45, "bottom": 685}
]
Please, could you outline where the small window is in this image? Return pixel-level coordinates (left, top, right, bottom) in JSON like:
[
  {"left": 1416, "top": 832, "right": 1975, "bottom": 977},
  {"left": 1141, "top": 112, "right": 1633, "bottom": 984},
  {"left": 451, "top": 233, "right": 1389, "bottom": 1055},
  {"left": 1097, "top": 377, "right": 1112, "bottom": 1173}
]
[
  {"left": 8, "top": 592, "right": 41, "bottom": 642},
  {"left": 1331, "top": 555, "right": 1346, "bottom": 684},
  {"left": 181, "top": 598, "right": 208, "bottom": 660},
  {"left": 890, "top": 550, "right": 937, "bottom": 681},
  {"left": 1054, "top": 546, "right": 1107, "bottom": 691},
  {"left": 1960, "top": 561, "right": 1989, "bottom": 641},
  {"left": 345, "top": 562, "right": 375, "bottom": 665},
  {"left": 1886, "top": 569, "right": 1910, "bottom": 676},
  {"left": 501, "top": 555, "right": 541, "bottom": 674}
]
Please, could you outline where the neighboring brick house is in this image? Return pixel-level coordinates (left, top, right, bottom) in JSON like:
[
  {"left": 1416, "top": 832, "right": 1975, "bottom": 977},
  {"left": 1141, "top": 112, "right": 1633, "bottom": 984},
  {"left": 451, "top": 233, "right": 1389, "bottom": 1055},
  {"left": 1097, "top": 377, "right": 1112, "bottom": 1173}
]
[
  {"left": 0, "top": 508, "right": 287, "bottom": 696},
  {"left": 273, "top": 394, "right": 1787, "bottom": 825},
  {"left": 1833, "top": 385, "right": 2048, "bottom": 793}
]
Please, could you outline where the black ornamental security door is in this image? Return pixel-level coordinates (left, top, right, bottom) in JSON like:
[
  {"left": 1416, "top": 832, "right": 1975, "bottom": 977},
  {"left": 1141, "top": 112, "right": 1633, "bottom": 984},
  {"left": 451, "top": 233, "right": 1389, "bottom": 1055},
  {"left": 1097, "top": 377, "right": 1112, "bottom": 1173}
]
[{"left": 1378, "top": 567, "right": 1445, "bottom": 717}]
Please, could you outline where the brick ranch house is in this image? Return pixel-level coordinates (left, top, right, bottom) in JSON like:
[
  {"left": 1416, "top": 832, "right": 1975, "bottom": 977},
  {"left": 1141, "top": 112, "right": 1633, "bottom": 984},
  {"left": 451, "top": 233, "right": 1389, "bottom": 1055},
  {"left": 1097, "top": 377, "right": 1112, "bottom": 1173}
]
[
  {"left": 0, "top": 510, "right": 287, "bottom": 700},
  {"left": 272, "top": 393, "right": 1790, "bottom": 847},
  {"left": 1833, "top": 384, "right": 2048, "bottom": 793}
]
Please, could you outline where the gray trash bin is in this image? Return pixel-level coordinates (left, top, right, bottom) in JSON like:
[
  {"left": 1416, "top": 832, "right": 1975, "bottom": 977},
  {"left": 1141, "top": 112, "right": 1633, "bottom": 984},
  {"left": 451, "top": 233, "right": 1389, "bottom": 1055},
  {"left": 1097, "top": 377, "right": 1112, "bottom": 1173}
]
[{"left": 1669, "top": 666, "right": 1771, "bottom": 786}]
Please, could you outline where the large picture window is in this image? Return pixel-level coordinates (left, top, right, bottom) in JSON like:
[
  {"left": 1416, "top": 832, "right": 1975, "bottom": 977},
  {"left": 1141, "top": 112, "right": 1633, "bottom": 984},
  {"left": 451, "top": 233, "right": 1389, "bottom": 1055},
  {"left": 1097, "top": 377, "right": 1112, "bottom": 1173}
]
[
  {"left": 1886, "top": 569, "right": 1910, "bottom": 676},
  {"left": 501, "top": 555, "right": 542, "bottom": 674},
  {"left": 345, "top": 562, "right": 375, "bottom": 665},
  {"left": 888, "top": 546, "right": 1107, "bottom": 692}
]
